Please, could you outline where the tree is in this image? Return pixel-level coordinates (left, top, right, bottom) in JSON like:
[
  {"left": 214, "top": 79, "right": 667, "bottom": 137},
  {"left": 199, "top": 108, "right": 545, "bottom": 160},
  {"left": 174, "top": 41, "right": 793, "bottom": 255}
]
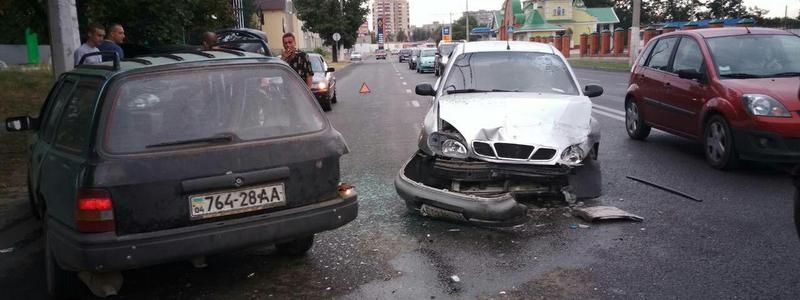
[
  {"left": 294, "top": 0, "right": 369, "bottom": 61},
  {"left": 699, "top": 0, "right": 747, "bottom": 19},
  {"left": 411, "top": 28, "right": 430, "bottom": 42},
  {"left": 747, "top": 6, "right": 769, "bottom": 21},
  {"left": 396, "top": 30, "right": 407, "bottom": 42},
  {"left": 452, "top": 15, "right": 477, "bottom": 41}
]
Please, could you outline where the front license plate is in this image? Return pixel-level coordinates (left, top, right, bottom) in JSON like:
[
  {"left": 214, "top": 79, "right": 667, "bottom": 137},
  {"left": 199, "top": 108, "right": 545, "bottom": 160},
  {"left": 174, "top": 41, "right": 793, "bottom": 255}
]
[{"left": 189, "top": 183, "right": 286, "bottom": 219}]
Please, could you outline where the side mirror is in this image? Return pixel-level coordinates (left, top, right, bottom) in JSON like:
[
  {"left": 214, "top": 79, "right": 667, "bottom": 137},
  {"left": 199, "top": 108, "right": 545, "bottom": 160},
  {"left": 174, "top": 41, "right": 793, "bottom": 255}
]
[
  {"left": 677, "top": 69, "right": 705, "bottom": 82},
  {"left": 415, "top": 83, "right": 436, "bottom": 96},
  {"left": 5, "top": 116, "right": 38, "bottom": 132},
  {"left": 326, "top": 67, "right": 335, "bottom": 73},
  {"left": 584, "top": 85, "right": 604, "bottom": 98}
]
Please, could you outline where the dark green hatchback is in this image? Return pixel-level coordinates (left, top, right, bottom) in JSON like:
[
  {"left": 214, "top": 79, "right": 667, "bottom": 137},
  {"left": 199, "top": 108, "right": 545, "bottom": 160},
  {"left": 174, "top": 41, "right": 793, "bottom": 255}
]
[{"left": 5, "top": 51, "right": 357, "bottom": 298}]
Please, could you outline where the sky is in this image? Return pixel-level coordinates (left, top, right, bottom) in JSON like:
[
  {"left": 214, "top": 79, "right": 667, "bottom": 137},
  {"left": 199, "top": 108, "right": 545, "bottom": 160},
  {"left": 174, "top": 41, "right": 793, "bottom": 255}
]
[{"left": 392, "top": 0, "right": 800, "bottom": 27}]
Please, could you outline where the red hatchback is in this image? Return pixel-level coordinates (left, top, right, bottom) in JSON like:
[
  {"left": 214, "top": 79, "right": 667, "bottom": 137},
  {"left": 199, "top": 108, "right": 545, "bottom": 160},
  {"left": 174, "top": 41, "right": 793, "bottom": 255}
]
[{"left": 626, "top": 27, "right": 800, "bottom": 169}]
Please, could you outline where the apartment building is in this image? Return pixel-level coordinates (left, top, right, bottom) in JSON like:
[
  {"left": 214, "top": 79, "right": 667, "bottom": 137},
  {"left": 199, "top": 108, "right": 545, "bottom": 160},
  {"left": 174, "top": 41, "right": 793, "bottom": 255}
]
[{"left": 372, "top": 0, "right": 411, "bottom": 42}]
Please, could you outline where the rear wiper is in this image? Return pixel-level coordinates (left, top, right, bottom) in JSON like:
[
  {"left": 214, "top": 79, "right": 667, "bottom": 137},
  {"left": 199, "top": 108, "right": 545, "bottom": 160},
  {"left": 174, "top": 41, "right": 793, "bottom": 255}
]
[
  {"left": 765, "top": 72, "right": 800, "bottom": 78},
  {"left": 719, "top": 73, "right": 763, "bottom": 79},
  {"left": 446, "top": 88, "right": 518, "bottom": 94},
  {"left": 146, "top": 134, "right": 234, "bottom": 148}
]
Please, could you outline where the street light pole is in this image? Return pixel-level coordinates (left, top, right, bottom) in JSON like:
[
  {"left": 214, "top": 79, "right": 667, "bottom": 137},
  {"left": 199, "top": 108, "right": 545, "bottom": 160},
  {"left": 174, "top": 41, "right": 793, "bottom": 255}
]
[
  {"left": 465, "top": 0, "right": 470, "bottom": 42},
  {"left": 629, "top": 0, "right": 641, "bottom": 66}
]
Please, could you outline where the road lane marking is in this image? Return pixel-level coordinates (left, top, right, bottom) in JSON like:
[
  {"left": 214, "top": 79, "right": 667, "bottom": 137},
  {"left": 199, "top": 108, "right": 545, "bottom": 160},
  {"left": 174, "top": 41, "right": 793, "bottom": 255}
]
[
  {"left": 411, "top": 100, "right": 420, "bottom": 107},
  {"left": 592, "top": 109, "right": 625, "bottom": 122},
  {"left": 402, "top": 82, "right": 407, "bottom": 85},
  {"left": 592, "top": 104, "right": 625, "bottom": 116},
  {"left": 406, "top": 89, "right": 412, "bottom": 94}
]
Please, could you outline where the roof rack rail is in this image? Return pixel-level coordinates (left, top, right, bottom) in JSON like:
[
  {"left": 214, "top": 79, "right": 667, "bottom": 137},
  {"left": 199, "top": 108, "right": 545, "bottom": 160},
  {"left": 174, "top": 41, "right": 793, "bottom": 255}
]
[
  {"left": 122, "top": 58, "right": 153, "bottom": 65},
  {"left": 210, "top": 48, "right": 246, "bottom": 56},
  {"left": 171, "top": 50, "right": 216, "bottom": 58},
  {"left": 76, "top": 51, "right": 120, "bottom": 70},
  {"left": 147, "top": 53, "right": 185, "bottom": 61}
]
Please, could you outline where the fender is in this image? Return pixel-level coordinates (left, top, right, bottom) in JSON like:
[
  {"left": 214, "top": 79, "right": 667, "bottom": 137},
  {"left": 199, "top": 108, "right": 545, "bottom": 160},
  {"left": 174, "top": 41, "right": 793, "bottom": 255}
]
[{"left": 698, "top": 96, "right": 745, "bottom": 132}]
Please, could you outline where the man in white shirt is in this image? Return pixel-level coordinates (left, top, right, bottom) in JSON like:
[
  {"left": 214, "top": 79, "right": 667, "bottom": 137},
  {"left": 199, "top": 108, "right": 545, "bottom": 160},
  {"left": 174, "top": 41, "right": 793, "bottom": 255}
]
[{"left": 73, "top": 23, "right": 106, "bottom": 66}]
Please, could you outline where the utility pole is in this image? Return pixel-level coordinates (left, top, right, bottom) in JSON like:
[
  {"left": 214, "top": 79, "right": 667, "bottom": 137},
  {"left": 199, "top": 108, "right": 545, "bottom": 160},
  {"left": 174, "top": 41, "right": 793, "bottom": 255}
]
[
  {"left": 48, "top": 0, "right": 81, "bottom": 77},
  {"left": 629, "top": 0, "right": 641, "bottom": 66},
  {"left": 465, "top": 0, "right": 470, "bottom": 42}
]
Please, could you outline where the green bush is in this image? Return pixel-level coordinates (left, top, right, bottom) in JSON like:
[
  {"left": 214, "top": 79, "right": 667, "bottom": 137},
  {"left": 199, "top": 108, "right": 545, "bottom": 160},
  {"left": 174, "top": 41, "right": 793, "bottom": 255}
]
[{"left": 312, "top": 47, "right": 330, "bottom": 57}]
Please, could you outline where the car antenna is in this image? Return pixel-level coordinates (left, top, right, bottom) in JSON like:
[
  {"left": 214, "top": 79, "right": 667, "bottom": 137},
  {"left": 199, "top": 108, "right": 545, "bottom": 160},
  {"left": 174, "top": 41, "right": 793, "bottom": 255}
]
[
  {"left": 745, "top": 26, "right": 751, "bottom": 34},
  {"left": 506, "top": 26, "right": 513, "bottom": 50}
]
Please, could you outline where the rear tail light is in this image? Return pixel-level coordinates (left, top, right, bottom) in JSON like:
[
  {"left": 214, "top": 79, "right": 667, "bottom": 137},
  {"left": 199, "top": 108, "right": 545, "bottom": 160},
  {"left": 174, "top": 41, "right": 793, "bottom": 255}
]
[{"left": 76, "top": 189, "right": 115, "bottom": 233}]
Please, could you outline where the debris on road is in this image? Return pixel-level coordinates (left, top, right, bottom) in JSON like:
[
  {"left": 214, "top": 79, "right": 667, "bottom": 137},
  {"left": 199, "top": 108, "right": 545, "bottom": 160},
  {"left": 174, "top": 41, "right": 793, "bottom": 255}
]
[
  {"left": 450, "top": 275, "right": 461, "bottom": 282},
  {"left": 499, "top": 291, "right": 507, "bottom": 295},
  {"left": 626, "top": 175, "right": 703, "bottom": 202},
  {"left": 569, "top": 224, "right": 578, "bottom": 229},
  {"left": 448, "top": 228, "right": 461, "bottom": 232},
  {"left": 247, "top": 273, "right": 255, "bottom": 278},
  {"left": 573, "top": 206, "right": 644, "bottom": 222},
  {"left": 78, "top": 271, "right": 123, "bottom": 298},
  {"left": 191, "top": 256, "right": 208, "bottom": 269},
  {"left": 578, "top": 224, "right": 590, "bottom": 229},
  {"left": 0, "top": 247, "right": 14, "bottom": 253}
]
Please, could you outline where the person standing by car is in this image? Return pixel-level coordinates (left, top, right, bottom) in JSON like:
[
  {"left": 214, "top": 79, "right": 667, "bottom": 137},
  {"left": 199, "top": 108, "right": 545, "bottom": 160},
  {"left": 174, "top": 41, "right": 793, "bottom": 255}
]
[
  {"left": 73, "top": 23, "right": 105, "bottom": 66},
  {"left": 200, "top": 31, "right": 218, "bottom": 50},
  {"left": 280, "top": 32, "right": 313, "bottom": 88},
  {"left": 98, "top": 23, "right": 125, "bottom": 60}
]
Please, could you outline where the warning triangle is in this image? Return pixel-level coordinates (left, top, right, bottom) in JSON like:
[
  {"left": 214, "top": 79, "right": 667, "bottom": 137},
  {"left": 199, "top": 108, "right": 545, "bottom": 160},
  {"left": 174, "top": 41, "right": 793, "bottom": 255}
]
[{"left": 359, "top": 82, "right": 371, "bottom": 94}]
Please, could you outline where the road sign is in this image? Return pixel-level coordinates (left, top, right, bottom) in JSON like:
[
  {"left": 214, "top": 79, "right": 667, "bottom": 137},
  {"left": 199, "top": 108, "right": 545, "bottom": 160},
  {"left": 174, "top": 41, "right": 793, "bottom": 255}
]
[
  {"left": 359, "top": 82, "right": 371, "bottom": 94},
  {"left": 332, "top": 33, "right": 341, "bottom": 42},
  {"left": 442, "top": 25, "right": 452, "bottom": 42}
]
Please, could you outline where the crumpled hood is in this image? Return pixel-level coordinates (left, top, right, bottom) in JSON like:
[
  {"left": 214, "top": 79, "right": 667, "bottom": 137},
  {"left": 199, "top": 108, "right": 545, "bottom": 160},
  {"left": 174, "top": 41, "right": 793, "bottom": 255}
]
[{"left": 438, "top": 93, "right": 592, "bottom": 147}]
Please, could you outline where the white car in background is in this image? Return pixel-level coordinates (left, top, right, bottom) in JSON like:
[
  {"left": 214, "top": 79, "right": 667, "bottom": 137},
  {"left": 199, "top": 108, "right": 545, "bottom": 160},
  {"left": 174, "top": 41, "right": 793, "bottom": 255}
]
[
  {"left": 395, "top": 41, "right": 605, "bottom": 226},
  {"left": 349, "top": 52, "right": 362, "bottom": 61}
]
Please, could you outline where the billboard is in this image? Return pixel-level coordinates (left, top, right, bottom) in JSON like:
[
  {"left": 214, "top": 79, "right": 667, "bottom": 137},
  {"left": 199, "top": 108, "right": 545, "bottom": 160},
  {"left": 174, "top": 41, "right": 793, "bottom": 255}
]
[
  {"left": 377, "top": 17, "right": 385, "bottom": 49},
  {"left": 442, "top": 25, "right": 451, "bottom": 42}
]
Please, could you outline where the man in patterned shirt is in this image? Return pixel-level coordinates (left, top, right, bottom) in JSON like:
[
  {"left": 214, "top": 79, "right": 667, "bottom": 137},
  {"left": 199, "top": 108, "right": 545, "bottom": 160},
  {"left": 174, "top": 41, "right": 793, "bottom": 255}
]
[{"left": 281, "top": 32, "right": 313, "bottom": 88}]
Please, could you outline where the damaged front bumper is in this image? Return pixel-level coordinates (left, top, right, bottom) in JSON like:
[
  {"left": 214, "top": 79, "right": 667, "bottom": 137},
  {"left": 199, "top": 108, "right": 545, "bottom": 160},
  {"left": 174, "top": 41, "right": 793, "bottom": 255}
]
[{"left": 395, "top": 151, "right": 601, "bottom": 226}]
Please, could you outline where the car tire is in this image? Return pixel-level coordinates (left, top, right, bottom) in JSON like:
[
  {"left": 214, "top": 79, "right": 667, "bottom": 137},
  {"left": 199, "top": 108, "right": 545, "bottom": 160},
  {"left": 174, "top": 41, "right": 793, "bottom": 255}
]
[
  {"left": 44, "top": 216, "right": 82, "bottom": 299},
  {"left": 331, "top": 89, "right": 337, "bottom": 104},
  {"left": 625, "top": 99, "right": 651, "bottom": 140},
  {"left": 275, "top": 235, "right": 315, "bottom": 256},
  {"left": 704, "top": 115, "right": 739, "bottom": 170},
  {"left": 320, "top": 96, "right": 332, "bottom": 112}
]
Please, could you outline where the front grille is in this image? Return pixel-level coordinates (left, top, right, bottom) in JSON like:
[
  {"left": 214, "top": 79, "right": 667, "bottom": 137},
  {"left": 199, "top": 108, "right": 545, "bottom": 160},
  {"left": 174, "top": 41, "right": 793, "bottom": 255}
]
[
  {"left": 494, "top": 143, "right": 534, "bottom": 159},
  {"left": 531, "top": 148, "right": 557, "bottom": 160},
  {"left": 473, "top": 141, "right": 495, "bottom": 157}
]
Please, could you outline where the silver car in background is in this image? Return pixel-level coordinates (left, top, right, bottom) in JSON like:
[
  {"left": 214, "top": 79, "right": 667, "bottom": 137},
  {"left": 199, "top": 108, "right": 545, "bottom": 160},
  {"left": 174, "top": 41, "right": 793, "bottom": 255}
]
[{"left": 396, "top": 41, "right": 605, "bottom": 226}]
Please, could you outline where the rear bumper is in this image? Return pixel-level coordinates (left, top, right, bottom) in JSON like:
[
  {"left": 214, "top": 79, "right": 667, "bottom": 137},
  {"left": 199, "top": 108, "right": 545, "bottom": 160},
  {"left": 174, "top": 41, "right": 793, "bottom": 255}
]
[
  {"left": 418, "top": 65, "right": 434, "bottom": 71},
  {"left": 49, "top": 194, "right": 358, "bottom": 272},
  {"left": 732, "top": 128, "right": 800, "bottom": 163},
  {"left": 312, "top": 89, "right": 332, "bottom": 100}
]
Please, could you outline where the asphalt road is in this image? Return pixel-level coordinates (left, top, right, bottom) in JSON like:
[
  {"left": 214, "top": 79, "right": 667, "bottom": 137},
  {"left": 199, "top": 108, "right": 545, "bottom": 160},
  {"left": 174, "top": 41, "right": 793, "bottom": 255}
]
[{"left": 0, "top": 55, "right": 798, "bottom": 299}]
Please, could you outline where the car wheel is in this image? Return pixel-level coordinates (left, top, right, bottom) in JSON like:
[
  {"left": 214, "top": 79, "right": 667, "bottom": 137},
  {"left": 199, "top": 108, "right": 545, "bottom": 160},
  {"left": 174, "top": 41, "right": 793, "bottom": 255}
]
[
  {"left": 44, "top": 216, "right": 82, "bottom": 298},
  {"left": 320, "top": 96, "right": 332, "bottom": 112},
  {"left": 704, "top": 115, "right": 739, "bottom": 170},
  {"left": 625, "top": 100, "right": 651, "bottom": 140},
  {"left": 276, "top": 235, "right": 315, "bottom": 256},
  {"left": 331, "top": 89, "right": 337, "bottom": 104}
]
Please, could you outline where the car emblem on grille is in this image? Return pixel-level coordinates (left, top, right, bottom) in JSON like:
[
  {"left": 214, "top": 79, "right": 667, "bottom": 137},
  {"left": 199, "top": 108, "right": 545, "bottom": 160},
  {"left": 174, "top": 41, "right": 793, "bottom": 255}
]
[{"left": 234, "top": 177, "right": 244, "bottom": 187}]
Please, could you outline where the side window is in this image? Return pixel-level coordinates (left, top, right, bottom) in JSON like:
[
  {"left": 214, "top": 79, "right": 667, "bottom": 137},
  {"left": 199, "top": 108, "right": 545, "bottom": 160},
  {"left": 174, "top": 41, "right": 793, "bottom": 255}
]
[
  {"left": 40, "top": 78, "right": 78, "bottom": 143},
  {"left": 671, "top": 37, "right": 704, "bottom": 74},
  {"left": 53, "top": 78, "right": 102, "bottom": 153},
  {"left": 646, "top": 37, "right": 678, "bottom": 72},
  {"left": 636, "top": 41, "right": 657, "bottom": 66}
]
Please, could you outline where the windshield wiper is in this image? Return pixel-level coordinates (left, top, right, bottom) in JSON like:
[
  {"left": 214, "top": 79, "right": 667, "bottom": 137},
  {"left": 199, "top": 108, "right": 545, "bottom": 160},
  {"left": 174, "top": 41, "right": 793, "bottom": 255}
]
[
  {"left": 765, "top": 72, "right": 800, "bottom": 78},
  {"left": 719, "top": 73, "right": 763, "bottom": 79},
  {"left": 146, "top": 134, "right": 234, "bottom": 148},
  {"left": 446, "top": 89, "right": 519, "bottom": 94}
]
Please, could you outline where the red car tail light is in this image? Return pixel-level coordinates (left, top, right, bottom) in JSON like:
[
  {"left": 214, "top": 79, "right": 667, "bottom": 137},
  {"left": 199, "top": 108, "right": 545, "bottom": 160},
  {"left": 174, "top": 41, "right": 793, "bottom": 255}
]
[{"left": 76, "top": 189, "right": 115, "bottom": 233}]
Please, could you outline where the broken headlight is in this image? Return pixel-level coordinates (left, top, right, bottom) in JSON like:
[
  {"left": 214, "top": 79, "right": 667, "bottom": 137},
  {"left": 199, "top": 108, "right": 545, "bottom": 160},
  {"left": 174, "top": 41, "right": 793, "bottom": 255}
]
[
  {"left": 560, "top": 144, "right": 586, "bottom": 166},
  {"left": 428, "top": 132, "right": 468, "bottom": 159}
]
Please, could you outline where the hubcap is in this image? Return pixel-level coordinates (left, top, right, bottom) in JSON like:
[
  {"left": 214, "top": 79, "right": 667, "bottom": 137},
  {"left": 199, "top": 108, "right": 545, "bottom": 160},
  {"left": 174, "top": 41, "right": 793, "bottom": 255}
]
[
  {"left": 706, "top": 121, "right": 727, "bottom": 162},
  {"left": 626, "top": 102, "right": 639, "bottom": 133}
]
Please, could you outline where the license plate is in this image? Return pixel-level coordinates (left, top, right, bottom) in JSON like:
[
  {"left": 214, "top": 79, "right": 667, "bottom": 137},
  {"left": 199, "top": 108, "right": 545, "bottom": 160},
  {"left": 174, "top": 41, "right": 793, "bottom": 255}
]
[{"left": 189, "top": 183, "right": 286, "bottom": 219}]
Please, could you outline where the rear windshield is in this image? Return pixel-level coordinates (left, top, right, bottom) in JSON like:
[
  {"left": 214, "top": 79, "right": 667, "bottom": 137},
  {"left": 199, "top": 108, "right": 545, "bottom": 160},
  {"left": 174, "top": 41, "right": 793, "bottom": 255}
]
[
  {"left": 422, "top": 49, "right": 436, "bottom": 57},
  {"left": 440, "top": 44, "right": 456, "bottom": 55},
  {"left": 707, "top": 34, "right": 800, "bottom": 78},
  {"left": 105, "top": 65, "right": 326, "bottom": 154}
]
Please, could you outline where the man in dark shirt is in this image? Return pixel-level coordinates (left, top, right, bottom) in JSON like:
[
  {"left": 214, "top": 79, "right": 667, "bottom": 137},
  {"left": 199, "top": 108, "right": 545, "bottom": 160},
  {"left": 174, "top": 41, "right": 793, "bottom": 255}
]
[
  {"left": 98, "top": 23, "right": 125, "bottom": 60},
  {"left": 280, "top": 32, "right": 313, "bottom": 88}
]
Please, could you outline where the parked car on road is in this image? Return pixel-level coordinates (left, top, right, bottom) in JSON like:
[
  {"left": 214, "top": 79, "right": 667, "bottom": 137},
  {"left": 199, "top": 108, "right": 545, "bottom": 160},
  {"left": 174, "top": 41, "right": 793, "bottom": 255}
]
[
  {"left": 308, "top": 53, "right": 337, "bottom": 111},
  {"left": 434, "top": 41, "right": 460, "bottom": 77},
  {"left": 408, "top": 48, "right": 421, "bottom": 70},
  {"left": 416, "top": 49, "right": 436, "bottom": 73},
  {"left": 375, "top": 49, "right": 387, "bottom": 60},
  {"left": 5, "top": 50, "right": 357, "bottom": 298},
  {"left": 399, "top": 49, "right": 412, "bottom": 62},
  {"left": 626, "top": 27, "right": 800, "bottom": 169},
  {"left": 350, "top": 51, "right": 362, "bottom": 61},
  {"left": 396, "top": 41, "right": 604, "bottom": 226}
]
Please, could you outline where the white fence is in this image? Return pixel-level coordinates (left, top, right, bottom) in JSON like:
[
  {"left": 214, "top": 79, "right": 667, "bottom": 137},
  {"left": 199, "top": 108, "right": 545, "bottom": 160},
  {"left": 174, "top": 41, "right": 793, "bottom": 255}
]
[{"left": 0, "top": 45, "right": 52, "bottom": 65}]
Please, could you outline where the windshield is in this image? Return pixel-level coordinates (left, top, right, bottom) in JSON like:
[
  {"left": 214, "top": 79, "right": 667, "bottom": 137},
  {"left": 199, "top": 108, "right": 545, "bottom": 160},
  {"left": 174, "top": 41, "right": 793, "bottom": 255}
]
[
  {"left": 442, "top": 52, "right": 579, "bottom": 95},
  {"left": 707, "top": 34, "right": 800, "bottom": 78},
  {"left": 106, "top": 66, "right": 326, "bottom": 153},
  {"left": 310, "top": 56, "right": 325, "bottom": 72},
  {"left": 421, "top": 49, "right": 436, "bottom": 57},
  {"left": 440, "top": 44, "right": 456, "bottom": 55}
]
